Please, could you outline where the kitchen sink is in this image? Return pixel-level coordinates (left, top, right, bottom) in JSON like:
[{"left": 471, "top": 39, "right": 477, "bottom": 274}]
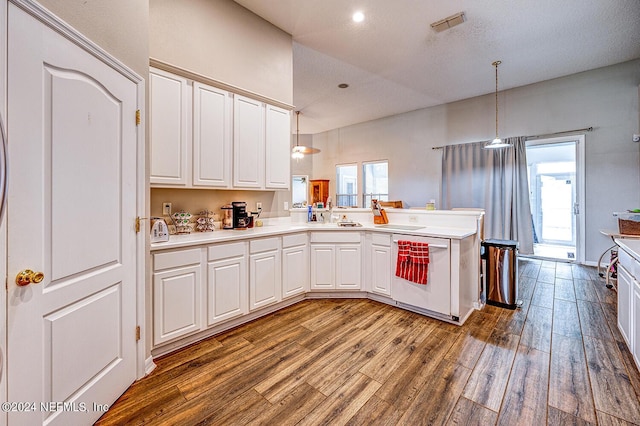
[{"left": 374, "top": 224, "right": 425, "bottom": 231}]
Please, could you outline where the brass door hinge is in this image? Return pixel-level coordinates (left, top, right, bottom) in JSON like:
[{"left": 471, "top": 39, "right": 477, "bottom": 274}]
[
  {"left": 135, "top": 109, "right": 141, "bottom": 126},
  {"left": 135, "top": 216, "right": 147, "bottom": 233},
  {"left": 136, "top": 325, "right": 141, "bottom": 342}
]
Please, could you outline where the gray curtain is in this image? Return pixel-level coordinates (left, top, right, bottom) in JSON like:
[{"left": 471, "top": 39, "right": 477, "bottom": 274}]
[{"left": 441, "top": 136, "right": 534, "bottom": 255}]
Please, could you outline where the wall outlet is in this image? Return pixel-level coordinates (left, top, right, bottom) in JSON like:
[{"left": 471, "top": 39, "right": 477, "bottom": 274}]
[
  {"left": 283, "top": 201, "right": 289, "bottom": 210},
  {"left": 256, "top": 202, "right": 262, "bottom": 210},
  {"left": 162, "top": 202, "right": 172, "bottom": 216},
  {"left": 409, "top": 215, "right": 418, "bottom": 223}
]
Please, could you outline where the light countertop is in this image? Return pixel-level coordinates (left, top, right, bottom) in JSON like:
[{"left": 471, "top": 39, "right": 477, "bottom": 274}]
[
  {"left": 615, "top": 238, "right": 640, "bottom": 262},
  {"left": 151, "top": 222, "right": 478, "bottom": 251}
]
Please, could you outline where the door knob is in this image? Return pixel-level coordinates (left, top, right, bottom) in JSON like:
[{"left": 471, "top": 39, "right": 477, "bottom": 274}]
[{"left": 15, "top": 269, "right": 45, "bottom": 286}]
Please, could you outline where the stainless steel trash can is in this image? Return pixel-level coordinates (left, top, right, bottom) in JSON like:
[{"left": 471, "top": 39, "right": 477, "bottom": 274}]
[{"left": 481, "top": 239, "right": 519, "bottom": 309}]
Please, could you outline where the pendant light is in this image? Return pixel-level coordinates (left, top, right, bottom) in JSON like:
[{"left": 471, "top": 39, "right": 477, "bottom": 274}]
[
  {"left": 291, "top": 111, "right": 320, "bottom": 159},
  {"left": 484, "top": 60, "right": 511, "bottom": 149}
]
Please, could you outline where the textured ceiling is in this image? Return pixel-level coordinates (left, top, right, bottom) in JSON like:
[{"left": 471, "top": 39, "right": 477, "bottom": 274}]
[{"left": 234, "top": 0, "right": 640, "bottom": 134}]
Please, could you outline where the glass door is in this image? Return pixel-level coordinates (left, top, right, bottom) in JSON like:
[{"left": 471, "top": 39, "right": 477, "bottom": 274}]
[{"left": 526, "top": 137, "right": 584, "bottom": 261}]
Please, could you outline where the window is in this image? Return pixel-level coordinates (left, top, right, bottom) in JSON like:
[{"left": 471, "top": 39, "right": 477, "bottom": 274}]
[
  {"left": 362, "top": 161, "right": 388, "bottom": 208},
  {"left": 336, "top": 164, "right": 358, "bottom": 207},
  {"left": 291, "top": 175, "right": 308, "bottom": 208}
]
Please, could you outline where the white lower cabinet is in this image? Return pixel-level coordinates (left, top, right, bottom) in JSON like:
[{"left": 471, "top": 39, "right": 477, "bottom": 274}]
[
  {"left": 249, "top": 237, "right": 282, "bottom": 311},
  {"left": 282, "top": 233, "right": 309, "bottom": 299},
  {"left": 366, "top": 233, "right": 392, "bottom": 296},
  {"left": 207, "top": 242, "right": 248, "bottom": 326},
  {"left": 310, "top": 232, "right": 362, "bottom": 290},
  {"left": 617, "top": 243, "right": 640, "bottom": 370},
  {"left": 336, "top": 245, "right": 361, "bottom": 289},
  {"left": 618, "top": 264, "right": 633, "bottom": 346},
  {"left": 310, "top": 245, "right": 335, "bottom": 289},
  {"left": 153, "top": 248, "right": 203, "bottom": 345},
  {"left": 634, "top": 281, "right": 640, "bottom": 367}
]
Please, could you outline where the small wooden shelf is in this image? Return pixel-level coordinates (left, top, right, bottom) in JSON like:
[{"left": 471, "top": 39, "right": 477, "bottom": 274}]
[{"left": 310, "top": 179, "right": 329, "bottom": 206}]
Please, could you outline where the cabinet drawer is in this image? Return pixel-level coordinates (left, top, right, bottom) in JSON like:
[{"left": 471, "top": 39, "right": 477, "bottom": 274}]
[
  {"left": 371, "top": 232, "right": 391, "bottom": 246},
  {"left": 208, "top": 241, "right": 246, "bottom": 260},
  {"left": 250, "top": 237, "right": 280, "bottom": 254},
  {"left": 154, "top": 248, "right": 201, "bottom": 271},
  {"left": 311, "top": 231, "right": 361, "bottom": 244},
  {"left": 618, "top": 248, "right": 638, "bottom": 278},
  {"left": 283, "top": 233, "right": 307, "bottom": 248}
]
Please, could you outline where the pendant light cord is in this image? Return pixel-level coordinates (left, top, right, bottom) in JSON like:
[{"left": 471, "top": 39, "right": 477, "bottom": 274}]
[
  {"left": 295, "top": 111, "right": 300, "bottom": 147},
  {"left": 492, "top": 60, "right": 501, "bottom": 139}
]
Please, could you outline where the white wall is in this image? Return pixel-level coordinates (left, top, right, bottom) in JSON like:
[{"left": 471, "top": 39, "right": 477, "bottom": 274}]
[
  {"left": 312, "top": 60, "right": 640, "bottom": 263},
  {"left": 150, "top": 0, "right": 292, "bottom": 105},
  {"left": 37, "top": 0, "right": 149, "bottom": 78}
]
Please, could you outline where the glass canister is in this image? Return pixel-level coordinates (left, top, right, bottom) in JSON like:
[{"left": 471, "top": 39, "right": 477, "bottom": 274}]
[{"left": 221, "top": 205, "right": 234, "bottom": 229}]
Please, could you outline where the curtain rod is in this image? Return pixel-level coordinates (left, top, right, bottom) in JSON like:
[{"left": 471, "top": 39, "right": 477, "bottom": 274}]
[{"left": 431, "top": 126, "right": 594, "bottom": 150}]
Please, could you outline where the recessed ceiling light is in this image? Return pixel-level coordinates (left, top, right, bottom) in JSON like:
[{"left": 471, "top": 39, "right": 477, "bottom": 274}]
[
  {"left": 338, "top": 83, "right": 349, "bottom": 89},
  {"left": 352, "top": 11, "right": 365, "bottom": 23}
]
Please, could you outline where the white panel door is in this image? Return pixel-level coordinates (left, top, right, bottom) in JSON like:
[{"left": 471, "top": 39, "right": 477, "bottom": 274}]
[
  {"left": 7, "top": 5, "right": 138, "bottom": 425},
  {"left": 618, "top": 265, "right": 633, "bottom": 347},
  {"left": 310, "top": 245, "right": 335, "bottom": 289},
  {"left": 207, "top": 257, "right": 248, "bottom": 326},
  {"left": 249, "top": 250, "right": 282, "bottom": 311},
  {"left": 336, "top": 245, "right": 362, "bottom": 290},
  {"left": 633, "top": 280, "right": 640, "bottom": 369},
  {"left": 153, "top": 266, "right": 202, "bottom": 345},
  {"left": 265, "top": 104, "right": 291, "bottom": 189},
  {"left": 149, "top": 68, "right": 190, "bottom": 185},
  {"left": 233, "top": 95, "right": 264, "bottom": 188},
  {"left": 282, "top": 245, "right": 309, "bottom": 299},
  {"left": 193, "top": 82, "right": 231, "bottom": 187},
  {"left": 370, "top": 244, "right": 392, "bottom": 296}
]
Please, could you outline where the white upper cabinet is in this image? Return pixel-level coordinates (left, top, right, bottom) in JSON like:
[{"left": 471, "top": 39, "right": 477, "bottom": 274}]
[
  {"left": 193, "top": 82, "right": 232, "bottom": 187},
  {"left": 233, "top": 95, "right": 265, "bottom": 188},
  {"left": 265, "top": 104, "right": 291, "bottom": 189},
  {"left": 150, "top": 69, "right": 190, "bottom": 185},
  {"left": 150, "top": 69, "right": 291, "bottom": 190}
]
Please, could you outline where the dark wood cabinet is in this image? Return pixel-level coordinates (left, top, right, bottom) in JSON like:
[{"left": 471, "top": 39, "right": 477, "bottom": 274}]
[{"left": 309, "top": 179, "right": 329, "bottom": 206}]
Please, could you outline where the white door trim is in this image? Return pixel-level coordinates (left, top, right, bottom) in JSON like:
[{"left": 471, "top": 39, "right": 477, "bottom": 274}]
[
  {"left": 526, "top": 134, "right": 586, "bottom": 263},
  {"left": 8, "top": 0, "right": 150, "bottom": 380}
]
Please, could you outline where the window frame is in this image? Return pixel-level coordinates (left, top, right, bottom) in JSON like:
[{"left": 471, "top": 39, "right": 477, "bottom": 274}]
[
  {"left": 335, "top": 163, "right": 359, "bottom": 207},
  {"left": 362, "top": 160, "right": 389, "bottom": 208}
]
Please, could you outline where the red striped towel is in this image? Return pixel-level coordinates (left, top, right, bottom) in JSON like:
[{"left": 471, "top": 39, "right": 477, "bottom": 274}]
[
  {"left": 409, "top": 241, "right": 430, "bottom": 284},
  {"left": 395, "top": 240, "right": 430, "bottom": 284},
  {"left": 395, "top": 240, "right": 411, "bottom": 281}
]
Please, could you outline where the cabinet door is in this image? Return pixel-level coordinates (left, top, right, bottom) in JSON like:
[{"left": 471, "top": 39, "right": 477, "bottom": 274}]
[
  {"left": 193, "top": 82, "right": 231, "bottom": 187},
  {"left": 633, "top": 281, "right": 640, "bottom": 369},
  {"left": 250, "top": 250, "right": 282, "bottom": 311},
  {"left": 370, "top": 244, "right": 391, "bottom": 296},
  {"left": 207, "top": 256, "right": 248, "bottom": 326},
  {"left": 150, "top": 68, "right": 190, "bottom": 185},
  {"left": 618, "top": 265, "right": 633, "bottom": 347},
  {"left": 336, "top": 245, "right": 361, "bottom": 290},
  {"left": 233, "top": 95, "right": 264, "bottom": 188},
  {"left": 311, "top": 244, "right": 335, "bottom": 289},
  {"left": 282, "top": 244, "right": 309, "bottom": 298},
  {"left": 153, "top": 265, "right": 201, "bottom": 345},
  {"left": 265, "top": 105, "right": 291, "bottom": 189}
]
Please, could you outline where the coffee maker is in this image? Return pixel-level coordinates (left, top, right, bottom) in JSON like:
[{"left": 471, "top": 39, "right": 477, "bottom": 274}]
[{"left": 232, "top": 201, "right": 248, "bottom": 229}]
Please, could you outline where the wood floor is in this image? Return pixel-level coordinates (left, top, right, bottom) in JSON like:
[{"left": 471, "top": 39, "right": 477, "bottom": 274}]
[{"left": 97, "top": 259, "right": 640, "bottom": 425}]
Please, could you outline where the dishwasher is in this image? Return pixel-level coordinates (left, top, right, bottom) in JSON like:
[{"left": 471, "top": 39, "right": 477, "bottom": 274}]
[{"left": 390, "top": 234, "right": 453, "bottom": 319}]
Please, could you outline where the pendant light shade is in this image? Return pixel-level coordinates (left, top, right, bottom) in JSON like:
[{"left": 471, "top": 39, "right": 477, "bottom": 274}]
[
  {"left": 484, "top": 60, "right": 512, "bottom": 149},
  {"left": 292, "top": 111, "right": 320, "bottom": 159}
]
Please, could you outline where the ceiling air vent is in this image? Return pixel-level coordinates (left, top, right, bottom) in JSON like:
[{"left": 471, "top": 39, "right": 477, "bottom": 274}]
[{"left": 431, "top": 12, "right": 466, "bottom": 33}]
